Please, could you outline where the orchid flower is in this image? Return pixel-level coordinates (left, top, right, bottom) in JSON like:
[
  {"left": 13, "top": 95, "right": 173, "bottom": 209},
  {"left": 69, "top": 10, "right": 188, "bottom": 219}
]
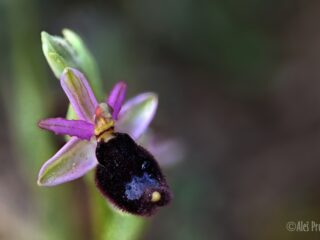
[{"left": 37, "top": 67, "right": 158, "bottom": 186}]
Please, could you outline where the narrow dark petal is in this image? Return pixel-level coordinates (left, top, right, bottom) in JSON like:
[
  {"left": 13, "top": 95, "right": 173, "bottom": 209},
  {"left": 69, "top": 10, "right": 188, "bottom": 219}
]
[
  {"left": 61, "top": 68, "right": 98, "bottom": 122},
  {"left": 39, "top": 118, "right": 94, "bottom": 140},
  {"left": 107, "top": 81, "right": 127, "bottom": 120}
]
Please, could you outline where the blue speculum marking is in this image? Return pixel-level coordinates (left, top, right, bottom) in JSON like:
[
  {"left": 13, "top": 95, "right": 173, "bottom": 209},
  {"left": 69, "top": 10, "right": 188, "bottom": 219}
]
[{"left": 125, "top": 173, "right": 160, "bottom": 200}]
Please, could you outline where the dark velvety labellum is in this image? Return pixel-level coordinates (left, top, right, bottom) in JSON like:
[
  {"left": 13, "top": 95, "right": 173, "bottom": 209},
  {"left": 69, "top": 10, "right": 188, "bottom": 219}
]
[{"left": 95, "top": 133, "right": 171, "bottom": 216}]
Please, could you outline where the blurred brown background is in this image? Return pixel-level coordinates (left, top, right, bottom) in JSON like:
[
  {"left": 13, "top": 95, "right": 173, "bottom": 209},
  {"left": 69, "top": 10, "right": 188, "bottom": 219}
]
[{"left": 1, "top": 0, "right": 320, "bottom": 239}]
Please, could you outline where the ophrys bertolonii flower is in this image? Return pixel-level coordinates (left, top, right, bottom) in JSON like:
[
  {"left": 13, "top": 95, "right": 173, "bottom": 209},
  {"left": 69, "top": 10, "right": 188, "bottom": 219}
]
[{"left": 38, "top": 67, "right": 171, "bottom": 216}]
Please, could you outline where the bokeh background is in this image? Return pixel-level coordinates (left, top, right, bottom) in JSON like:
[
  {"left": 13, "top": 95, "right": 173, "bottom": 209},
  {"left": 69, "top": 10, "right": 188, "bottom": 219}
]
[{"left": 1, "top": 0, "right": 320, "bottom": 239}]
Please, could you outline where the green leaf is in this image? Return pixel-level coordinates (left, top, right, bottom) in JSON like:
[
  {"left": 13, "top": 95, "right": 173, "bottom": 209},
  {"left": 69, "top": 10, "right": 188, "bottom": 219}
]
[
  {"left": 62, "top": 29, "right": 103, "bottom": 97},
  {"left": 41, "top": 30, "right": 103, "bottom": 98},
  {"left": 41, "top": 31, "right": 77, "bottom": 78}
]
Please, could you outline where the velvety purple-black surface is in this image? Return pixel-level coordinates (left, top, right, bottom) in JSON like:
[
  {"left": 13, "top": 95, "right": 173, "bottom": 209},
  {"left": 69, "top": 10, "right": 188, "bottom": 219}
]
[{"left": 95, "top": 133, "right": 171, "bottom": 216}]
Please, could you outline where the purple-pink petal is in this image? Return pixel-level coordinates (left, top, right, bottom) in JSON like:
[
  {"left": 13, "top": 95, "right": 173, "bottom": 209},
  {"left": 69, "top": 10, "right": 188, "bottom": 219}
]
[
  {"left": 107, "top": 81, "right": 127, "bottom": 120},
  {"left": 37, "top": 137, "right": 98, "bottom": 186},
  {"left": 116, "top": 93, "right": 158, "bottom": 140},
  {"left": 39, "top": 118, "right": 94, "bottom": 140},
  {"left": 143, "top": 138, "right": 184, "bottom": 167},
  {"left": 138, "top": 131, "right": 184, "bottom": 167},
  {"left": 61, "top": 68, "right": 98, "bottom": 122}
]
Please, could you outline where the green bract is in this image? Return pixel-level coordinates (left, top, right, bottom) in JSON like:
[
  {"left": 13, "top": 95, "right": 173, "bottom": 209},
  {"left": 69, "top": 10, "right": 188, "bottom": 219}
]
[{"left": 41, "top": 29, "right": 103, "bottom": 97}]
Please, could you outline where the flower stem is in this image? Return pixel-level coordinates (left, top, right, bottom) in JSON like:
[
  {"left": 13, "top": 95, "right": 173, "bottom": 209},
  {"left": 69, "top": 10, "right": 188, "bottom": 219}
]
[{"left": 103, "top": 213, "right": 147, "bottom": 240}]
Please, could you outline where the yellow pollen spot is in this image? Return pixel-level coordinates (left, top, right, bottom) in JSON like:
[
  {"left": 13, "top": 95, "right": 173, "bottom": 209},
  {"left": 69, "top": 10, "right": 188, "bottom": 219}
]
[{"left": 151, "top": 191, "right": 161, "bottom": 202}]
